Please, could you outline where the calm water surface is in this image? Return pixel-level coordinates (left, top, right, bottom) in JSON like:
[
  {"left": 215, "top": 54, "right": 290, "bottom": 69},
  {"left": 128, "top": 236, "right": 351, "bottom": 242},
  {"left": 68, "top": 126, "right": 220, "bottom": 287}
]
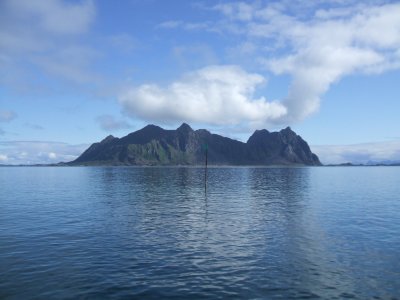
[{"left": 0, "top": 166, "right": 399, "bottom": 299}]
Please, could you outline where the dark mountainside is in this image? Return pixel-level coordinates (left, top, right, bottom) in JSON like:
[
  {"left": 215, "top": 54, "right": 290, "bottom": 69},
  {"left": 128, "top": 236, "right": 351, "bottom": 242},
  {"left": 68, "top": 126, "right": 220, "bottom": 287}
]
[{"left": 70, "top": 123, "right": 322, "bottom": 166}]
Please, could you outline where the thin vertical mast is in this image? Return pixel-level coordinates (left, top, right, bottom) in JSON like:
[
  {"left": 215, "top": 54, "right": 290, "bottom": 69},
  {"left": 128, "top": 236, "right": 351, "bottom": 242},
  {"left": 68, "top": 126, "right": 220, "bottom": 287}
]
[{"left": 204, "top": 143, "right": 208, "bottom": 192}]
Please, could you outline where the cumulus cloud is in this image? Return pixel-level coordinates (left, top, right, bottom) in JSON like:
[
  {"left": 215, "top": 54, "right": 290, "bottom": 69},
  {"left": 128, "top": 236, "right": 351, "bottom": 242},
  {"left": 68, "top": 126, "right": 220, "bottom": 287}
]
[
  {"left": 229, "top": 1, "right": 400, "bottom": 122},
  {"left": 312, "top": 141, "right": 400, "bottom": 164},
  {"left": 165, "top": 1, "right": 400, "bottom": 124},
  {"left": 96, "top": 114, "right": 132, "bottom": 131},
  {"left": 0, "top": 141, "right": 88, "bottom": 165},
  {"left": 119, "top": 65, "right": 287, "bottom": 126},
  {"left": 0, "top": 110, "right": 17, "bottom": 122}
]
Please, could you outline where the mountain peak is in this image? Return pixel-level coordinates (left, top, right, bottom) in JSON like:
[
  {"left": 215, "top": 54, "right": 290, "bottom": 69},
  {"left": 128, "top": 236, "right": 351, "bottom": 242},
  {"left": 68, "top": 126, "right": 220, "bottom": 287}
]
[
  {"left": 100, "top": 135, "right": 116, "bottom": 144},
  {"left": 247, "top": 129, "right": 270, "bottom": 143},
  {"left": 137, "top": 124, "right": 165, "bottom": 136},
  {"left": 142, "top": 124, "right": 162, "bottom": 131},
  {"left": 255, "top": 129, "right": 270, "bottom": 134},
  {"left": 280, "top": 126, "right": 296, "bottom": 137},
  {"left": 177, "top": 122, "right": 193, "bottom": 132},
  {"left": 281, "top": 126, "right": 293, "bottom": 132}
]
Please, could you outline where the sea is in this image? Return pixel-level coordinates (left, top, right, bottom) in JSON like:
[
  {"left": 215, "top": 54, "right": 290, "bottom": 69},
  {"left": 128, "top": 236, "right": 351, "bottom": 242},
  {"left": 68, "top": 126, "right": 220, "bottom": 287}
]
[{"left": 0, "top": 166, "right": 399, "bottom": 299}]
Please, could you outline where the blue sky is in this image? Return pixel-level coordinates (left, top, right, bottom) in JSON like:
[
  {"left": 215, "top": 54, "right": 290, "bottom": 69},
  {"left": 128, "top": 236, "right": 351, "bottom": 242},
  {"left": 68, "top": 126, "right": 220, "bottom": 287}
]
[{"left": 1, "top": 0, "right": 400, "bottom": 164}]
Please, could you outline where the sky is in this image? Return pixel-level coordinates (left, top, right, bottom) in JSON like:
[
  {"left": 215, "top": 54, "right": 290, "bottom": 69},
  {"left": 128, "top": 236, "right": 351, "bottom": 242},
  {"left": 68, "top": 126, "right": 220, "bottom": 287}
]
[{"left": 1, "top": 0, "right": 400, "bottom": 165}]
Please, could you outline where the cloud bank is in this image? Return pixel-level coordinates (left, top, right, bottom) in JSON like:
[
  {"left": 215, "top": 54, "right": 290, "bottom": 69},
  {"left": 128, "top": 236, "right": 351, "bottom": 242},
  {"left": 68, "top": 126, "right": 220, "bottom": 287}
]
[
  {"left": 119, "top": 65, "right": 286, "bottom": 126},
  {"left": 0, "top": 141, "right": 88, "bottom": 165},
  {"left": 312, "top": 141, "right": 400, "bottom": 164}
]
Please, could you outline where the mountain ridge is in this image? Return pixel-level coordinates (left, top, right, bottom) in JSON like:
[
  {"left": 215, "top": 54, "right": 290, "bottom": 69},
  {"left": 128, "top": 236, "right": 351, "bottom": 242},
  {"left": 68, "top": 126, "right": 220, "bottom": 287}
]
[{"left": 70, "top": 123, "right": 322, "bottom": 166}]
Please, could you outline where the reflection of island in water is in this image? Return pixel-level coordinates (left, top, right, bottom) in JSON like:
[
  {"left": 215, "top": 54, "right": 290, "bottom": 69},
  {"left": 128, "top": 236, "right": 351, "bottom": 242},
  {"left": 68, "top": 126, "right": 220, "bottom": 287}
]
[
  {"left": 70, "top": 123, "right": 321, "bottom": 166},
  {"left": 2, "top": 166, "right": 399, "bottom": 299},
  {"left": 95, "top": 166, "right": 357, "bottom": 298}
]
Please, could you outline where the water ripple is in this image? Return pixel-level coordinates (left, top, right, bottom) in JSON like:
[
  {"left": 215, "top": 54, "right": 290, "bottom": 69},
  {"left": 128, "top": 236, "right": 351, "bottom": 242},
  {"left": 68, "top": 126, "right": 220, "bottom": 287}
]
[{"left": 1, "top": 166, "right": 399, "bottom": 299}]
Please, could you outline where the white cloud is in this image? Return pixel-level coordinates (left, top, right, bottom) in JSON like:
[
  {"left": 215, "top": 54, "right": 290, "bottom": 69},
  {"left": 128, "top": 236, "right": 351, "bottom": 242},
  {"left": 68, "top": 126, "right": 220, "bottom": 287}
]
[
  {"left": 312, "top": 141, "right": 400, "bottom": 164},
  {"left": 254, "top": 2, "right": 400, "bottom": 122},
  {"left": 266, "top": 46, "right": 384, "bottom": 120},
  {"left": 0, "top": 141, "right": 88, "bottom": 165},
  {"left": 0, "top": 110, "right": 17, "bottom": 122},
  {"left": 96, "top": 115, "right": 132, "bottom": 131},
  {"left": 179, "top": 1, "right": 400, "bottom": 124},
  {"left": 0, "top": 0, "right": 97, "bottom": 87},
  {"left": 119, "top": 65, "right": 287, "bottom": 126},
  {"left": 48, "top": 152, "right": 57, "bottom": 159},
  {"left": 214, "top": 2, "right": 256, "bottom": 21}
]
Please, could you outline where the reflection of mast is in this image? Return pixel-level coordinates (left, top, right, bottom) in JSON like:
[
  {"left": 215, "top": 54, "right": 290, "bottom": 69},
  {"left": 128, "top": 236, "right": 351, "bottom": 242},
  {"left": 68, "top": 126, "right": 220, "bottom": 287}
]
[{"left": 204, "top": 143, "right": 208, "bottom": 192}]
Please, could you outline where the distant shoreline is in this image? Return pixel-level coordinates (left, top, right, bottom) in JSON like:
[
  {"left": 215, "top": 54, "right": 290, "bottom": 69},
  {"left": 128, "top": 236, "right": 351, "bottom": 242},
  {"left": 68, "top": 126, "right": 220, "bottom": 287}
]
[{"left": 1, "top": 163, "right": 400, "bottom": 167}]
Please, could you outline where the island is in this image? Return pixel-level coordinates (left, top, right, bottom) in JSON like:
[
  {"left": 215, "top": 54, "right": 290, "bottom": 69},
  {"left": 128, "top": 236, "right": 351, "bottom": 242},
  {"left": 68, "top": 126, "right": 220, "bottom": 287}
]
[{"left": 69, "top": 123, "right": 322, "bottom": 166}]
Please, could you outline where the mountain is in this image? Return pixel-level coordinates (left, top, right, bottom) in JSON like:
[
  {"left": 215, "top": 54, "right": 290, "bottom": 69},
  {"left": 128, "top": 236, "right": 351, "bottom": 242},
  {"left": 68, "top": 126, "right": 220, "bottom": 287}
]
[{"left": 70, "top": 123, "right": 322, "bottom": 166}]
